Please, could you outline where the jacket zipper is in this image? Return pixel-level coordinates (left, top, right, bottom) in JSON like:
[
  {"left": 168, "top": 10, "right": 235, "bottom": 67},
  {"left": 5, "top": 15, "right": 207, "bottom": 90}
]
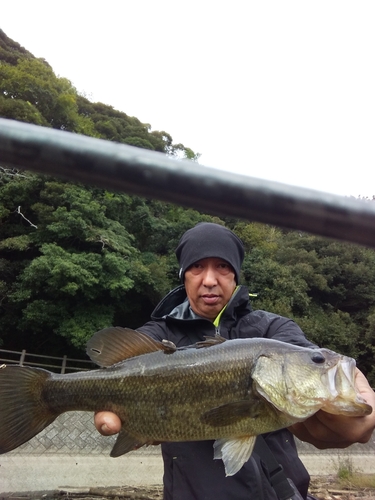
[{"left": 213, "top": 285, "right": 241, "bottom": 337}]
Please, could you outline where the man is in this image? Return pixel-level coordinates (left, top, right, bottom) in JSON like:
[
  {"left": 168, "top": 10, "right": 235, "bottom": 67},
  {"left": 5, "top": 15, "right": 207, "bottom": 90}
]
[{"left": 95, "top": 223, "right": 375, "bottom": 499}]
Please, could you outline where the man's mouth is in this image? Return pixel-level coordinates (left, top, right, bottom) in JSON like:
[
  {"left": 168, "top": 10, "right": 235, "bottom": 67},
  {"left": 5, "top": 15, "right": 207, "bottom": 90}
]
[{"left": 201, "top": 294, "right": 220, "bottom": 305}]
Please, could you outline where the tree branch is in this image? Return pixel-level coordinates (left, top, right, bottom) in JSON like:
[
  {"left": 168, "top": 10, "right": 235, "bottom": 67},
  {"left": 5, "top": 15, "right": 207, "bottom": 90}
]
[{"left": 16, "top": 206, "right": 37, "bottom": 229}]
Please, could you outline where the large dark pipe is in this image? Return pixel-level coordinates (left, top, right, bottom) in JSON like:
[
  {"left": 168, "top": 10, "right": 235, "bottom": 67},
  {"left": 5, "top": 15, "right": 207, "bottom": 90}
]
[{"left": 0, "top": 118, "right": 374, "bottom": 247}]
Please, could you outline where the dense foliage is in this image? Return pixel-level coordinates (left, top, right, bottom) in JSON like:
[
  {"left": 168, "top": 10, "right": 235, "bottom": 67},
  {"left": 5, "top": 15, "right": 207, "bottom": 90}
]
[{"left": 0, "top": 30, "right": 374, "bottom": 384}]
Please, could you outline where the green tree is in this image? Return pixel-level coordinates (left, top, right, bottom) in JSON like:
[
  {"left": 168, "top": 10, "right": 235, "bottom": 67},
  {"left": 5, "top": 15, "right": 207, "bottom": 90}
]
[
  {"left": 0, "top": 29, "right": 34, "bottom": 64},
  {"left": 0, "top": 95, "right": 49, "bottom": 126},
  {"left": 0, "top": 58, "right": 98, "bottom": 135}
]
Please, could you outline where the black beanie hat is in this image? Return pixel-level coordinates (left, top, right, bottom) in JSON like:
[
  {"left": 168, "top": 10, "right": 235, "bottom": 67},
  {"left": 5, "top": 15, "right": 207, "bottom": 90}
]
[{"left": 175, "top": 223, "right": 244, "bottom": 283}]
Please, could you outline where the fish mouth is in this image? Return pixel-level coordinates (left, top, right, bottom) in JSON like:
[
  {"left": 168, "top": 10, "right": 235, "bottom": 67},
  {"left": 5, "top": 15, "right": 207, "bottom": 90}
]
[
  {"left": 325, "top": 356, "right": 371, "bottom": 416},
  {"left": 327, "top": 356, "right": 355, "bottom": 398}
]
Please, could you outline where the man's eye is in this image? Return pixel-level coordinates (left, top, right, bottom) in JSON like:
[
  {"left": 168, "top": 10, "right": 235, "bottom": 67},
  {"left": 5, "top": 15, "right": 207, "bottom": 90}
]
[{"left": 190, "top": 263, "right": 203, "bottom": 272}]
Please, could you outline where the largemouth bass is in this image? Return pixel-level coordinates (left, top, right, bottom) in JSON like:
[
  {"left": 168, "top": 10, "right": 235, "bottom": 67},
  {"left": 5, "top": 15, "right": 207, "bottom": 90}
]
[{"left": 0, "top": 328, "right": 371, "bottom": 476}]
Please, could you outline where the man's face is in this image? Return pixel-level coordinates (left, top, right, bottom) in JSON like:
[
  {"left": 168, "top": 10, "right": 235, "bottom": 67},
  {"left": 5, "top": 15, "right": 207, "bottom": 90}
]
[{"left": 184, "top": 257, "right": 237, "bottom": 321}]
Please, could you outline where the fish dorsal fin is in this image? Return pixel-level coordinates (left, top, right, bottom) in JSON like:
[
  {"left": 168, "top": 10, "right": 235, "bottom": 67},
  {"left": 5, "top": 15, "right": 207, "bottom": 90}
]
[
  {"left": 86, "top": 327, "right": 167, "bottom": 367},
  {"left": 213, "top": 435, "right": 257, "bottom": 476}
]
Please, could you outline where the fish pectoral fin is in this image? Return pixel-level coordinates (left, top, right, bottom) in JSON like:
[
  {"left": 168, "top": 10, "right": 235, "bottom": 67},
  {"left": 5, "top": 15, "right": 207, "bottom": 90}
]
[
  {"left": 86, "top": 327, "right": 168, "bottom": 367},
  {"left": 110, "top": 428, "right": 148, "bottom": 457},
  {"left": 201, "top": 399, "right": 262, "bottom": 427},
  {"left": 195, "top": 335, "right": 227, "bottom": 349},
  {"left": 213, "top": 435, "right": 256, "bottom": 476}
]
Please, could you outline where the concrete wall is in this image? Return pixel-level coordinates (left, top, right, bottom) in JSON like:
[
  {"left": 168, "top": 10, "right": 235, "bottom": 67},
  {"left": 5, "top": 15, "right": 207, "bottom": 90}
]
[{"left": 1, "top": 412, "right": 374, "bottom": 494}]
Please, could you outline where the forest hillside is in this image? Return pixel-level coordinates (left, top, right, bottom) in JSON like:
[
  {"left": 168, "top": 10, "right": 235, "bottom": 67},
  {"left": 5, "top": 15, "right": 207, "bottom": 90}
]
[{"left": 0, "top": 29, "right": 374, "bottom": 384}]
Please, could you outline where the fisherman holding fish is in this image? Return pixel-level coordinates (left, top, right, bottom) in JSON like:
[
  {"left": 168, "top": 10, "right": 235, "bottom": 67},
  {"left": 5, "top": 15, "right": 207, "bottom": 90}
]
[
  {"left": 94, "top": 223, "right": 375, "bottom": 500},
  {"left": 1, "top": 224, "right": 374, "bottom": 500}
]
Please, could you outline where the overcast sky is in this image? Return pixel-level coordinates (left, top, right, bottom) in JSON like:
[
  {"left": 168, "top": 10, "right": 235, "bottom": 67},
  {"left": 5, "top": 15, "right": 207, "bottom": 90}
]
[{"left": 2, "top": 1, "right": 375, "bottom": 197}]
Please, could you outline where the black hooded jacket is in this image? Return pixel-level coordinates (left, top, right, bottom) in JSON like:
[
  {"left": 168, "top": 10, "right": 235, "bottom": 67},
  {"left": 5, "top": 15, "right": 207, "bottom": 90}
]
[{"left": 138, "top": 285, "right": 316, "bottom": 500}]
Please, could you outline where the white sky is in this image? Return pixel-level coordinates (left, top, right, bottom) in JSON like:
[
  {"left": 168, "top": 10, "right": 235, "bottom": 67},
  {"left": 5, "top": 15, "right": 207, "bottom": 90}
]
[{"left": 2, "top": 1, "right": 375, "bottom": 197}]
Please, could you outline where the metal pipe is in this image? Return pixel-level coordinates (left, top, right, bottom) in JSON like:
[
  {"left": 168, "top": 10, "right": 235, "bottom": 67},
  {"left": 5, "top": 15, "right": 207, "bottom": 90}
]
[{"left": 0, "top": 118, "right": 374, "bottom": 247}]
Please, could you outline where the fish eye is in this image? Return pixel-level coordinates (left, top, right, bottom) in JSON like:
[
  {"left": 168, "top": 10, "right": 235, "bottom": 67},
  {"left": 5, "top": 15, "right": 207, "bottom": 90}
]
[{"left": 311, "top": 352, "right": 326, "bottom": 364}]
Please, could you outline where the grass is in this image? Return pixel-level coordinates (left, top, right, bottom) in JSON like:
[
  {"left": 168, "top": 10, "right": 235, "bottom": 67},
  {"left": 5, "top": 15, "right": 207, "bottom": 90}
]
[
  {"left": 339, "top": 473, "right": 375, "bottom": 489},
  {"left": 336, "top": 457, "right": 375, "bottom": 489}
]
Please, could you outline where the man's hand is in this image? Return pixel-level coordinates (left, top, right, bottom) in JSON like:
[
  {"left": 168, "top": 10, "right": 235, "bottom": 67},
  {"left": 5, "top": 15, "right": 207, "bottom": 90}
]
[
  {"left": 289, "top": 369, "right": 375, "bottom": 448},
  {"left": 94, "top": 412, "right": 162, "bottom": 447},
  {"left": 94, "top": 411, "right": 121, "bottom": 436}
]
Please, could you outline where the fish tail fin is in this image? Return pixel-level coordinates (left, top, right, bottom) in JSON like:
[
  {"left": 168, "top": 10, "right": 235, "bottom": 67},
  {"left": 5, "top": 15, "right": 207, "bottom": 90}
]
[{"left": 0, "top": 364, "right": 57, "bottom": 454}]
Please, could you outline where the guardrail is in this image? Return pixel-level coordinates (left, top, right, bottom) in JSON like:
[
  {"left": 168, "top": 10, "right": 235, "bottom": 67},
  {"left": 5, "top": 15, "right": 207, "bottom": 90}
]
[{"left": 0, "top": 348, "right": 95, "bottom": 373}]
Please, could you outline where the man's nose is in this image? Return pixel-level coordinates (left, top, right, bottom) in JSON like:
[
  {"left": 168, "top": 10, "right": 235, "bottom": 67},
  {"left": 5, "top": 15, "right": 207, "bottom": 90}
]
[{"left": 202, "top": 267, "right": 218, "bottom": 286}]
